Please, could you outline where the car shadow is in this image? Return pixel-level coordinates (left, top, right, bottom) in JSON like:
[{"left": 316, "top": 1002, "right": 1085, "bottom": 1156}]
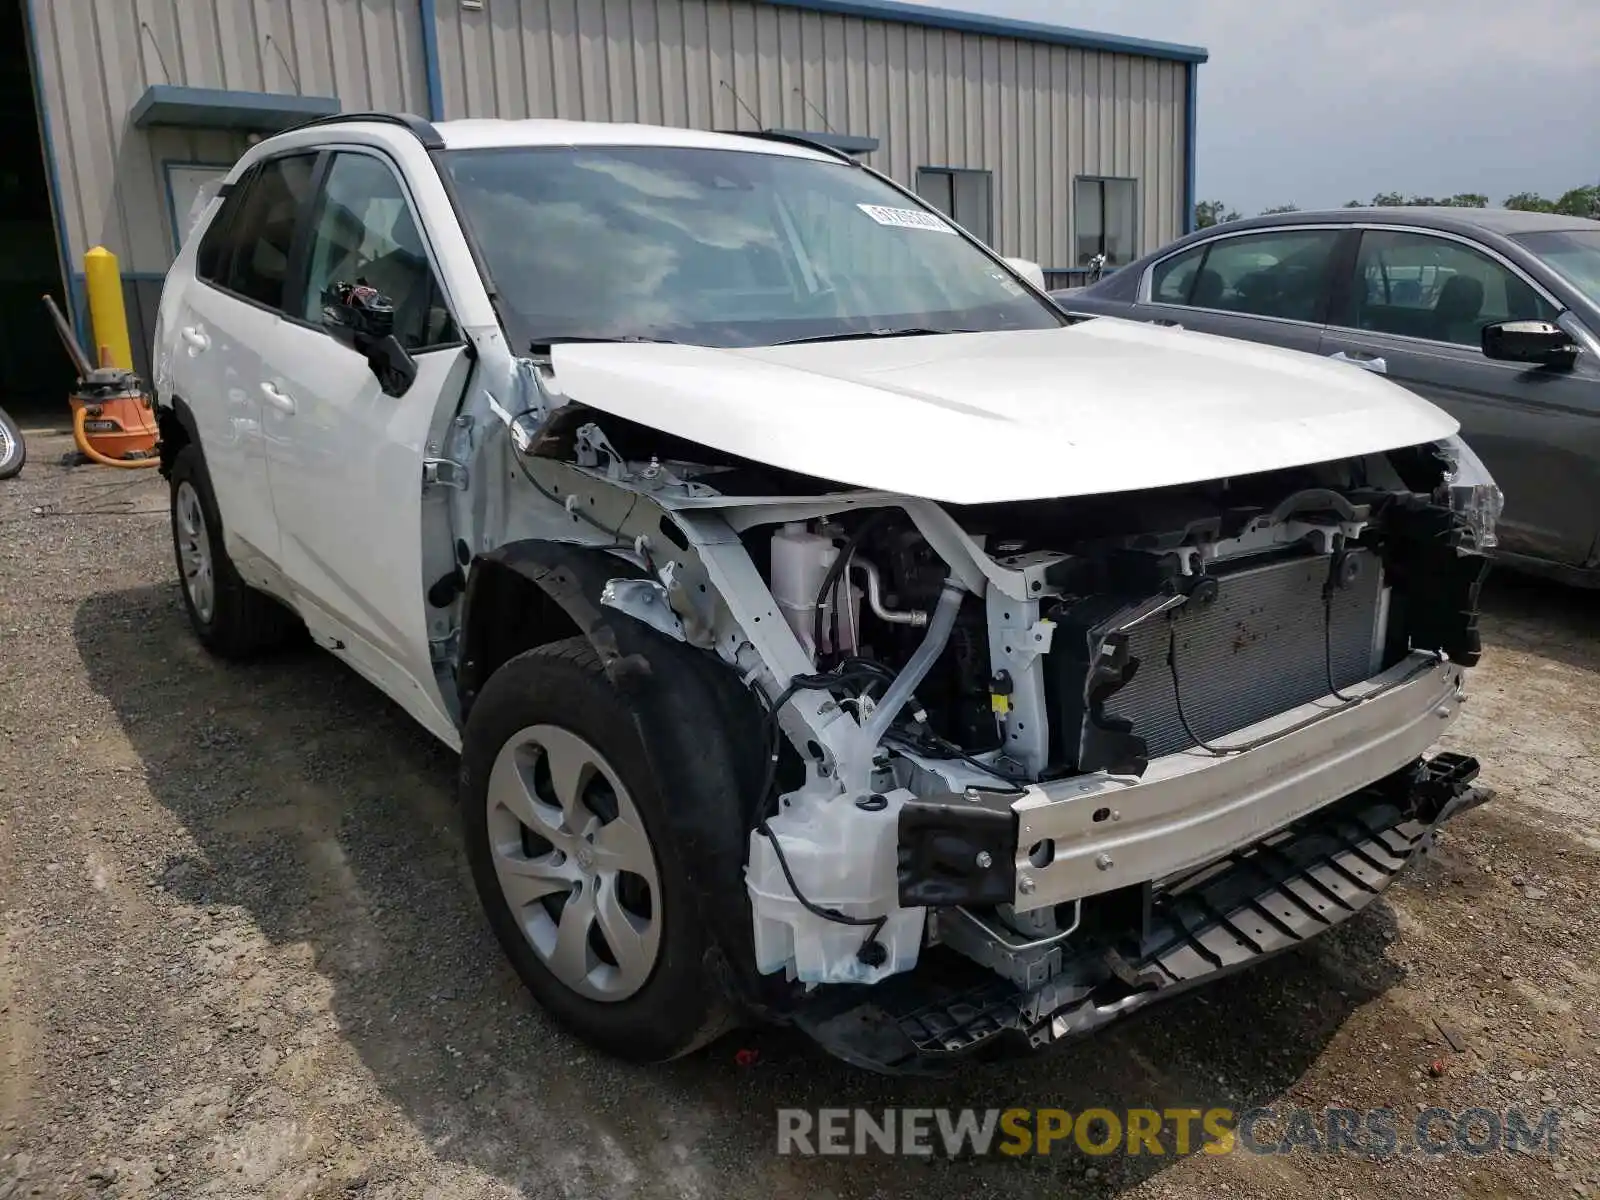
[
  {"left": 1478, "top": 569, "right": 1599, "bottom": 677},
  {"left": 73, "top": 583, "right": 1414, "bottom": 1198}
]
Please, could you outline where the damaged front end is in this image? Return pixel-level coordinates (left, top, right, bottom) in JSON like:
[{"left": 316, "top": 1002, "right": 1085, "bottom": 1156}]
[
  {"left": 436, "top": 343, "right": 1496, "bottom": 1072},
  {"left": 803, "top": 752, "right": 1488, "bottom": 1073}
]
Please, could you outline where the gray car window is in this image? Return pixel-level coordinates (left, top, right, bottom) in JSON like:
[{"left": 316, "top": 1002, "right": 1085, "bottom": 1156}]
[
  {"left": 1340, "top": 230, "right": 1559, "bottom": 347},
  {"left": 1150, "top": 243, "right": 1204, "bottom": 303},
  {"left": 1513, "top": 229, "right": 1600, "bottom": 309},
  {"left": 1148, "top": 228, "right": 1340, "bottom": 322}
]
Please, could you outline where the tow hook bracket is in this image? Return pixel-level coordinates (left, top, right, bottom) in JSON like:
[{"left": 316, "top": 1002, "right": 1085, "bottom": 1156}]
[
  {"left": 897, "top": 787, "right": 1021, "bottom": 908},
  {"left": 1409, "top": 752, "right": 1482, "bottom": 823}
]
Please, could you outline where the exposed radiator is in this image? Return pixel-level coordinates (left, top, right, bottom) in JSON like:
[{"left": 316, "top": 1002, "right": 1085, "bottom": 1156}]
[{"left": 1103, "top": 549, "right": 1386, "bottom": 760}]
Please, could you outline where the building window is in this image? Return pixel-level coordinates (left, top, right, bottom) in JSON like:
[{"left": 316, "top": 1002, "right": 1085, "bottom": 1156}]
[
  {"left": 1075, "top": 177, "right": 1138, "bottom": 267},
  {"left": 916, "top": 168, "right": 993, "bottom": 245}
]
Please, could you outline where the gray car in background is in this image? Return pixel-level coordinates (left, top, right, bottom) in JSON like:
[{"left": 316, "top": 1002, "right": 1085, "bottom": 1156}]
[{"left": 1051, "top": 209, "right": 1600, "bottom": 585}]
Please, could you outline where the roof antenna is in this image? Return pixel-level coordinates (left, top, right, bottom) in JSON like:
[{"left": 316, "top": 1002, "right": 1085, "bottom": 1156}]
[
  {"left": 719, "top": 80, "right": 761, "bottom": 129},
  {"left": 793, "top": 89, "right": 838, "bottom": 134},
  {"left": 264, "top": 34, "right": 302, "bottom": 95}
]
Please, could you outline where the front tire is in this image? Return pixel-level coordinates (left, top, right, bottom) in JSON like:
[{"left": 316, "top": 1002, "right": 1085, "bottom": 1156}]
[
  {"left": 460, "top": 637, "right": 728, "bottom": 1062},
  {"left": 0, "top": 406, "right": 25, "bottom": 480},
  {"left": 168, "top": 443, "right": 298, "bottom": 658}
]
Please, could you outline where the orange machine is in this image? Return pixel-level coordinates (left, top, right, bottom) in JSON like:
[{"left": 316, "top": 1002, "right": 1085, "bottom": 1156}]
[
  {"left": 43, "top": 293, "right": 160, "bottom": 469},
  {"left": 70, "top": 366, "right": 160, "bottom": 467}
]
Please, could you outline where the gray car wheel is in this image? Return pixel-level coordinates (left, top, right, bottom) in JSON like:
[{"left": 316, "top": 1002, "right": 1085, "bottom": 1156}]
[
  {"left": 460, "top": 637, "right": 732, "bottom": 1061},
  {"left": 167, "top": 442, "right": 298, "bottom": 658},
  {"left": 485, "top": 723, "right": 663, "bottom": 1002}
]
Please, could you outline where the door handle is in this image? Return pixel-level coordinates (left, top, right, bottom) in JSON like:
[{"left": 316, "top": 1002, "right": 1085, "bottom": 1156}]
[
  {"left": 259, "top": 381, "right": 296, "bottom": 414},
  {"left": 1326, "top": 350, "right": 1387, "bottom": 374},
  {"left": 180, "top": 326, "right": 210, "bottom": 352}
]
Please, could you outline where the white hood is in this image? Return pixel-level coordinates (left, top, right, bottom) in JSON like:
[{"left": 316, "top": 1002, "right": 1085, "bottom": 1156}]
[{"left": 548, "top": 319, "right": 1459, "bottom": 505}]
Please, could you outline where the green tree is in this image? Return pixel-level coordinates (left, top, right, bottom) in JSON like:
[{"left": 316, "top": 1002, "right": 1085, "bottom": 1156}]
[
  {"left": 1553, "top": 184, "right": 1599, "bottom": 218},
  {"left": 1504, "top": 191, "right": 1555, "bottom": 212},
  {"left": 1358, "top": 191, "right": 1487, "bottom": 208},
  {"left": 1193, "top": 183, "right": 1595, "bottom": 227},
  {"left": 1194, "top": 199, "right": 1240, "bottom": 228}
]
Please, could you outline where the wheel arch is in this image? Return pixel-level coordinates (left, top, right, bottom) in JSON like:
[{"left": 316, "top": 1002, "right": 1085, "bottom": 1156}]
[
  {"left": 155, "top": 394, "right": 200, "bottom": 479},
  {"left": 455, "top": 539, "right": 785, "bottom": 1016},
  {"left": 455, "top": 544, "right": 608, "bottom": 724}
]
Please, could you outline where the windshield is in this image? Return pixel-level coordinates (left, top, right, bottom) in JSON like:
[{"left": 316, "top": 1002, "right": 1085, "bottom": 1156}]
[
  {"left": 441, "top": 145, "right": 1063, "bottom": 348},
  {"left": 1513, "top": 229, "right": 1600, "bottom": 308}
]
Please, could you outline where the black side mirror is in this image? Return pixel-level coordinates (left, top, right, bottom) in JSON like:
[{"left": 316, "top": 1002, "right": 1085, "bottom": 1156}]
[
  {"left": 363, "top": 334, "right": 418, "bottom": 398},
  {"left": 1481, "top": 319, "right": 1578, "bottom": 368},
  {"left": 321, "top": 280, "right": 395, "bottom": 341},
  {"left": 320, "top": 280, "right": 416, "bottom": 396}
]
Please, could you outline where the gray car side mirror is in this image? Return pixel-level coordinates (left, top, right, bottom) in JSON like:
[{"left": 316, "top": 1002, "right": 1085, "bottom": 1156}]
[{"left": 1481, "top": 319, "right": 1578, "bottom": 368}]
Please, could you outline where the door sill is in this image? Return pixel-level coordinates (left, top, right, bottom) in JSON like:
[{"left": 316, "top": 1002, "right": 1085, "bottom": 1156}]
[{"left": 1490, "top": 549, "right": 1600, "bottom": 590}]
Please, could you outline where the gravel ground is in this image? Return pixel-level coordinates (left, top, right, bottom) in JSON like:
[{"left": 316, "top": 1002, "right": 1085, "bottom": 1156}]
[{"left": 2, "top": 429, "right": 1597, "bottom": 1199}]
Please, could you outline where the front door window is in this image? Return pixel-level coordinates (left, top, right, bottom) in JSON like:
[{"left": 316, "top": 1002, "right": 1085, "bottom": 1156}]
[
  {"left": 1336, "top": 230, "right": 1559, "bottom": 346},
  {"left": 297, "top": 153, "right": 458, "bottom": 351}
]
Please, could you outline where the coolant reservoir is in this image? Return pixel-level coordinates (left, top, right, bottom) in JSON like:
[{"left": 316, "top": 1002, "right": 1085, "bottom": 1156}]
[
  {"left": 746, "top": 789, "right": 926, "bottom": 985},
  {"left": 771, "top": 523, "right": 844, "bottom": 662}
]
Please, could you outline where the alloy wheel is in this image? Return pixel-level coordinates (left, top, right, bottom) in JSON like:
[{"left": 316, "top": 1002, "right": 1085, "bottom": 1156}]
[
  {"left": 485, "top": 724, "right": 663, "bottom": 1002},
  {"left": 174, "top": 481, "right": 215, "bottom": 623}
]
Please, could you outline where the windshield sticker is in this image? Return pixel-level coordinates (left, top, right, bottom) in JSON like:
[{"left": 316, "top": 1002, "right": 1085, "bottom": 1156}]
[
  {"left": 856, "top": 204, "right": 957, "bottom": 234},
  {"left": 990, "top": 270, "right": 1025, "bottom": 295}
]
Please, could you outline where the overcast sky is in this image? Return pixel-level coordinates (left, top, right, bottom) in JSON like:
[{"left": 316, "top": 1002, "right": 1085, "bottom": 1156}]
[{"left": 920, "top": 0, "right": 1600, "bottom": 214}]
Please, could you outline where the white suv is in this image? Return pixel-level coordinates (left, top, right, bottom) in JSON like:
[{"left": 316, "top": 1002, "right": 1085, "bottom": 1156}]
[{"left": 153, "top": 112, "right": 1497, "bottom": 1071}]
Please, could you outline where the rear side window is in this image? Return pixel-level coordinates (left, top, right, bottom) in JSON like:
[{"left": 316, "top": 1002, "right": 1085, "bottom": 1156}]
[
  {"left": 198, "top": 154, "right": 318, "bottom": 311},
  {"left": 1150, "top": 228, "right": 1341, "bottom": 323},
  {"left": 195, "top": 174, "right": 251, "bottom": 284},
  {"left": 1150, "top": 244, "right": 1204, "bottom": 303}
]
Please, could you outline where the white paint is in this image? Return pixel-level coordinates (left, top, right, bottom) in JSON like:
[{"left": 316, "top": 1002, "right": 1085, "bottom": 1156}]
[
  {"left": 165, "top": 272, "right": 282, "bottom": 573},
  {"left": 1002, "top": 258, "right": 1048, "bottom": 289},
  {"left": 257, "top": 321, "right": 469, "bottom": 745},
  {"left": 549, "top": 318, "right": 1461, "bottom": 505},
  {"left": 156, "top": 122, "right": 496, "bottom": 746},
  {"left": 432, "top": 118, "right": 837, "bottom": 160}
]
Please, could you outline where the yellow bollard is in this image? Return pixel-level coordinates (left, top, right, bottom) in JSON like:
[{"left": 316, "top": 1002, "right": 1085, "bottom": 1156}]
[{"left": 84, "top": 246, "right": 134, "bottom": 372}]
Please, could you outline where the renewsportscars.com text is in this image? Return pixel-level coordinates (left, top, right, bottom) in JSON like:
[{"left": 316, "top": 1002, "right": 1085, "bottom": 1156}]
[{"left": 776, "top": 1106, "right": 1561, "bottom": 1158}]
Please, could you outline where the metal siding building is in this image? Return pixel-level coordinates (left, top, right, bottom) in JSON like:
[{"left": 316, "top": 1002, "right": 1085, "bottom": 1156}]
[{"left": 19, "top": 0, "right": 1204, "bottom": 378}]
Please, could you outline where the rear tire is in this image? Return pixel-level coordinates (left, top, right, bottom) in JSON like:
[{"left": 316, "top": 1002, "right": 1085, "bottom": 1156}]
[
  {"left": 168, "top": 443, "right": 298, "bottom": 658},
  {"left": 460, "top": 637, "right": 729, "bottom": 1062},
  {"left": 0, "top": 407, "right": 25, "bottom": 480}
]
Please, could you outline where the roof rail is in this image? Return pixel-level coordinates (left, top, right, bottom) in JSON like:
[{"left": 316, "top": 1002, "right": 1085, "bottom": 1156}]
[
  {"left": 281, "top": 111, "right": 446, "bottom": 151},
  {"left": 718, "top": 129, "right": 861, "bottom": 163}
]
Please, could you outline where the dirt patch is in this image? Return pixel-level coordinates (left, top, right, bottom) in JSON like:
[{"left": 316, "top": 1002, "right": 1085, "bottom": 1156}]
[{"left": 2, "top": 433, "right": 1597, "bottom": 1198}]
